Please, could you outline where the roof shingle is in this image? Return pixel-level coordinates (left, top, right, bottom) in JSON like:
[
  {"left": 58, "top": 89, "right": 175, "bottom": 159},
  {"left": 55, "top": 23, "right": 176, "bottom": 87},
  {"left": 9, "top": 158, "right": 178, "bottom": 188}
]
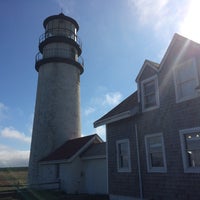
[
  {"left": 94, "top": 91, "right": 138, "bottom": 125},
  {"left": 40, "top": 134, "right": 99, "bottom": 162}
]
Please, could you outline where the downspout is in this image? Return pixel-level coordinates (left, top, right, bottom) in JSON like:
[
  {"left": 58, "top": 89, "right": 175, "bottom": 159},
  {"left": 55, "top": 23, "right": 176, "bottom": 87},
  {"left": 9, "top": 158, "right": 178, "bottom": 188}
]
[
  {"left": 135, "top": 124, "right": 143, "bottom": 199},
  {"left": 106, "top": 126, "right": 109, "bottom": 195}
]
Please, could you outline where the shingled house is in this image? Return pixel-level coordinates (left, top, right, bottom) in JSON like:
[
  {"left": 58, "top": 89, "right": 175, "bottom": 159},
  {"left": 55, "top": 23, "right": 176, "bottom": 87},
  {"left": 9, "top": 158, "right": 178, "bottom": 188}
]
[{"left": 94, "top": 33, "right": 200, "bottom": 200}]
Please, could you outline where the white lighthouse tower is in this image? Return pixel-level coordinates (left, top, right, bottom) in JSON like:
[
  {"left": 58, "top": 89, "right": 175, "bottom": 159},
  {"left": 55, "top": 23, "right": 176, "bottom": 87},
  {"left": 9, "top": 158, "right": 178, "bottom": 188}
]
[{"left": 28, "top": 13, "right": 83, "bottom": 185}]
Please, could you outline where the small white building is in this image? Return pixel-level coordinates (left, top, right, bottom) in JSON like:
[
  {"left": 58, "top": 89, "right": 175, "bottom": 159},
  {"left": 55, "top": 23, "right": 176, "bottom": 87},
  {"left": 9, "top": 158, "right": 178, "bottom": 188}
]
[{"left": 39, "top": 134, "right": 107, "bottom": 194}]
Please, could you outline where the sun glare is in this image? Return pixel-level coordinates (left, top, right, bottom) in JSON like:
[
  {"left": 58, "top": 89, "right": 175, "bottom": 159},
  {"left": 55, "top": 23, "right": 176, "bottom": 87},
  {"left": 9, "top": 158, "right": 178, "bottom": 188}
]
[{"left": 179, "top": 0, "right": 200, "bottom": 42}]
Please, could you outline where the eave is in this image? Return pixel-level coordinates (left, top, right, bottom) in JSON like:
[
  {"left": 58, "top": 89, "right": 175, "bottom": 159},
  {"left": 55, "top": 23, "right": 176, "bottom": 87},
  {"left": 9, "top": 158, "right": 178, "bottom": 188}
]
[{"left": 94, "top": 106, "right": 139, "bottom": 128}]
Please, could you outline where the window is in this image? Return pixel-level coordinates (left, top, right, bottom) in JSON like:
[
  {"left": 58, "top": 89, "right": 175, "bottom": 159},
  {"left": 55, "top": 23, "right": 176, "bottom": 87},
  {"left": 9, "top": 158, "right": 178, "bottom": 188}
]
[
  {"left": 145, "top": 133, "right": 167, "bottom": 172},
  {"left": 141, "top": 75, "right": 159, "bottom": 111},
  {"left": 174, "top": 58, "right": 199, "bottom": 102},
  {"left": 180, "top": 127, "right": 200, "bottom": 173},
  {"left": 116, "top": 139, "right": 131, "bottom": 172}
]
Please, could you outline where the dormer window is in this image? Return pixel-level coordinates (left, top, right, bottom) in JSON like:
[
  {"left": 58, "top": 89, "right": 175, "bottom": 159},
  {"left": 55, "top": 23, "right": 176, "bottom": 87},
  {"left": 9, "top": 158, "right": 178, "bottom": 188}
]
[
  {"left": 141, "top": 75, "right": 159, "bottom": 112},
  {"left": 174, "top": 58, "right": 199, "bottom": 103}
]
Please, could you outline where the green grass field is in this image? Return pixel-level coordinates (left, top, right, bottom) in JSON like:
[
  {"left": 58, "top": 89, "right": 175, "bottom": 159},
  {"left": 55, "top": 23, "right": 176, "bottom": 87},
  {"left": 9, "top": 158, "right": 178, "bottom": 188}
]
[{"left": 0, "top": 167, "right": 28, "bottom": 191}]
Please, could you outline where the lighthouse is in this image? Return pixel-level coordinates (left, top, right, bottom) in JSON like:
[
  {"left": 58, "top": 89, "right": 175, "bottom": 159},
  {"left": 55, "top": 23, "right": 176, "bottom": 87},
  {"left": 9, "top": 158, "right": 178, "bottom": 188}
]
[{"left": 28, "top": 13, "right": 83, "bottom": 185}]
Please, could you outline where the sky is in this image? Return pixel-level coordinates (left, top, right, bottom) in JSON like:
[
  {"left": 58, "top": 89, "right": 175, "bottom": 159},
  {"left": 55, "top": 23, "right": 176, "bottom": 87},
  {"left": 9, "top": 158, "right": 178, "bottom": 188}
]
[{"left": 0, "top": 0, "right": 199, "bottom": 167}]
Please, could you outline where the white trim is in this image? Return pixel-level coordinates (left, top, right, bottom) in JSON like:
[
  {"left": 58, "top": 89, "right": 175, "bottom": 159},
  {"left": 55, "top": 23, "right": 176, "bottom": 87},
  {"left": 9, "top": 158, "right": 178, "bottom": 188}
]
[
  {"left": 116, "top": 139, "right": 131, "bottom": 173},
  {"left": 81, "top": 155, "right": 106, "bottom": 160},
  {"left": 94, "top": 107, "right": 139, "bottom": 128},
  {"left": 145, "top": 133, "right": 167, "bottom": 173},
  {"left": 179, "top": 127, "right": 200, "bottom": 173},
  {"left": 94, "top": 111, "right": 131, "bottom": 128},
  {"left": 173, "top": 57, "right": 199, "bottom": 103},
  {"left": 68, "top": 135, "right": 102, "bottom": 162},
  {"left": 141, "top": 75, "right": 160, "bottom": 112}
]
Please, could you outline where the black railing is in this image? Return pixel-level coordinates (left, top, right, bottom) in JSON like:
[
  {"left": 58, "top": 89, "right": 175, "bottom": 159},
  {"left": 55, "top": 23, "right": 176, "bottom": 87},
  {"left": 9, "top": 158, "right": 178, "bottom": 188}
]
[
  {"left": 35, "top": 48, "right": 84, "bottom": 67},
  {"left": 39, "top": 28, "right": 82, "bottom": 48}
]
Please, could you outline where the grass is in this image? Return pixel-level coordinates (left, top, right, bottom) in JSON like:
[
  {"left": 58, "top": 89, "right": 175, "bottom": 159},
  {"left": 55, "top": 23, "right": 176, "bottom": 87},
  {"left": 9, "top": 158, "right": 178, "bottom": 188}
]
[
  {"left": 0, "top": 168, "right": 109, "bottom": 199},
  {"left": 0, "top": 167, "right": 28, "bottom": 192}
]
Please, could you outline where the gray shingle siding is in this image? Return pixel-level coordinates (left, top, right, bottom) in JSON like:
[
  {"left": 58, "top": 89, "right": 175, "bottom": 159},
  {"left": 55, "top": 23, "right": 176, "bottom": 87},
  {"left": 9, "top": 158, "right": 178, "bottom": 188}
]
[
  {"left": 95, "top": 34, "right": 200, "bottom": 200},
  {"left": 136, "top": 39, "right": 200, "bottom": 199},
  {"left": 107, "top": 117, "right": 140, "bottom": 198}
]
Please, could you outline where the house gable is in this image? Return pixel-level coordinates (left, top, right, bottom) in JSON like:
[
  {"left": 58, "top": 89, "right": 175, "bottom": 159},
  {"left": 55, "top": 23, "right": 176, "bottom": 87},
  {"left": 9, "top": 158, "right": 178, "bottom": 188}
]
[
  {"left": 136, "top": 59, "right": 159, "bottom": 83},
  {"left": 159, "top": 33, "right": 200, "bottom": 72},
  {"left": 81, "top": 142, "right": 106, "bottom": 160}
]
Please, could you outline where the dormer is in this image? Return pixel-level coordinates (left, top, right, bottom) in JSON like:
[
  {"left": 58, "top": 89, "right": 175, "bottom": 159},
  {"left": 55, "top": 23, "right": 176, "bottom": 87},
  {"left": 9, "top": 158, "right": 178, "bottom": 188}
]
[{"left": 136, "top": 60, "right": 160, "bottom": 112}]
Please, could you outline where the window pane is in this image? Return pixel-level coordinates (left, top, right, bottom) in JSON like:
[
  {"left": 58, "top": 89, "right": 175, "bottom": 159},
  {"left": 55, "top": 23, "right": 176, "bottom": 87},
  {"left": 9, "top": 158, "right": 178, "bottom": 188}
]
[
  {"left": 145, "top": 94, "right": 156, "bottom": 107},
  {"left": 148, "top": 135, "right": 162, "bottom": 146},
  {"left": 117, "top": 141, "right": 130, "bottom": 171},
  {"left": 119, "top": 142, "right": 128, "bottom": 155},
  {"left": 119, "top": 143, "right": 128, "bottom": 168},
  {"left": 143, "top": 80, "right": 156, "bottom": 108},
  {"left": 176, "top": 60, "right": 198, "bottom": 100},
  {"left": 150, "top": 152, "right": 164, "bottom": 167},
  {"left": 147, "top": 135, "right": 164, "bottom": 168},
  {"left": 178, "top": 64, "right": 196, "bottom": 82},
  {"left": 185, "top": 133, "right": 200, "bottom": 167},
  {"left": 179, "top": 79, "right": 196, "bottom": 98},
  {"left": 144, "top": 81, "right": 155, "bottom": 95},
  {"left": 120, "top": 155, "right": 129, "bottom": 168}
]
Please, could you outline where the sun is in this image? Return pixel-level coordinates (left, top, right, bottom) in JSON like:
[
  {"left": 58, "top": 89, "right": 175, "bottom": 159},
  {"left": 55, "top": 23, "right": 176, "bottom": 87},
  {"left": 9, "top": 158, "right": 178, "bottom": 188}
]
[{"left": 179, "top": 0, "right": 200, "bottom": 42}]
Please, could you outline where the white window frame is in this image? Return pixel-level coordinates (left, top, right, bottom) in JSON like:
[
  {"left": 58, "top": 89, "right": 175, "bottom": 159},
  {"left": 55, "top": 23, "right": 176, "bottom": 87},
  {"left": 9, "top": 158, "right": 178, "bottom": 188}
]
[
  {"left": 116, "top": 139, "right": 131, "bottom": 172},
  {"left": 173, "top": 58, "right": 199, "bottom": 103},
  {"left": 141, "top": 75, "right": 160, "bottom": 112},
  {"left": 179, "top": 127, "right": 200, "bottom": 173},
  {"left": 145, "top": 133, "right": 167, "bottom": 173}
]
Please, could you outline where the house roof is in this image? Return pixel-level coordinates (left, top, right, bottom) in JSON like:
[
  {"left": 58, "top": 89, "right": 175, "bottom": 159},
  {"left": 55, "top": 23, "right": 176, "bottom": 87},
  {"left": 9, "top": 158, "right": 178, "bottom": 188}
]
[
  {"left": 94, "top": 91, "right": 138, "bottom": 127},
  {"left": 159, "top": 33, "right": 200, "bottom": 71},
  {"left": 40, "top": 134, "right": 102, "bottom": 163},
  {"left": 136, "top": 33, "right": 200, "bottom": 82},
  {"left": 94, "top": 33, "right": 200, "bottom": 128},
  {"left": 81, "top": 142, "right": 106, "bottom": 159}
]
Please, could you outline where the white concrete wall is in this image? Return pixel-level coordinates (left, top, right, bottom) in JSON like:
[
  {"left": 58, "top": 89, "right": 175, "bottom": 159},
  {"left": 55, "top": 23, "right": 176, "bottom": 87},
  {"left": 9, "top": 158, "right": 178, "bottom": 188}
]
[
  {"left": 82, "top": 158, "right": 107, "bottom": 194},
  {"left": 54, "top": 157, "right": 107, "bottom": 194},
  {"left": 59, "top": 158, "right": 82, "bottom": 194}
]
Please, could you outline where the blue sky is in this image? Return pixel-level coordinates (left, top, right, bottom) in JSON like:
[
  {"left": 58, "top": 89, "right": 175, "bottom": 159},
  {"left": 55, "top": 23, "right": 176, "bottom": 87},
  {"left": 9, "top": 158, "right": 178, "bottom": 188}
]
[{"left": 0, "top": 0, "right": 199, "bottom": 167}]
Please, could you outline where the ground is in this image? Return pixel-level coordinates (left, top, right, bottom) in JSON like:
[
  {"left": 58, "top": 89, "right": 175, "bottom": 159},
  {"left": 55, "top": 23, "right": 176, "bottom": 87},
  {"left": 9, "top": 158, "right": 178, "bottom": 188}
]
[
  {"left": 0, "top": 167, "right": 109, "bottom": 200},
  {"left": 0, "top": 167, "right": 27, "bottom": 192}
]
